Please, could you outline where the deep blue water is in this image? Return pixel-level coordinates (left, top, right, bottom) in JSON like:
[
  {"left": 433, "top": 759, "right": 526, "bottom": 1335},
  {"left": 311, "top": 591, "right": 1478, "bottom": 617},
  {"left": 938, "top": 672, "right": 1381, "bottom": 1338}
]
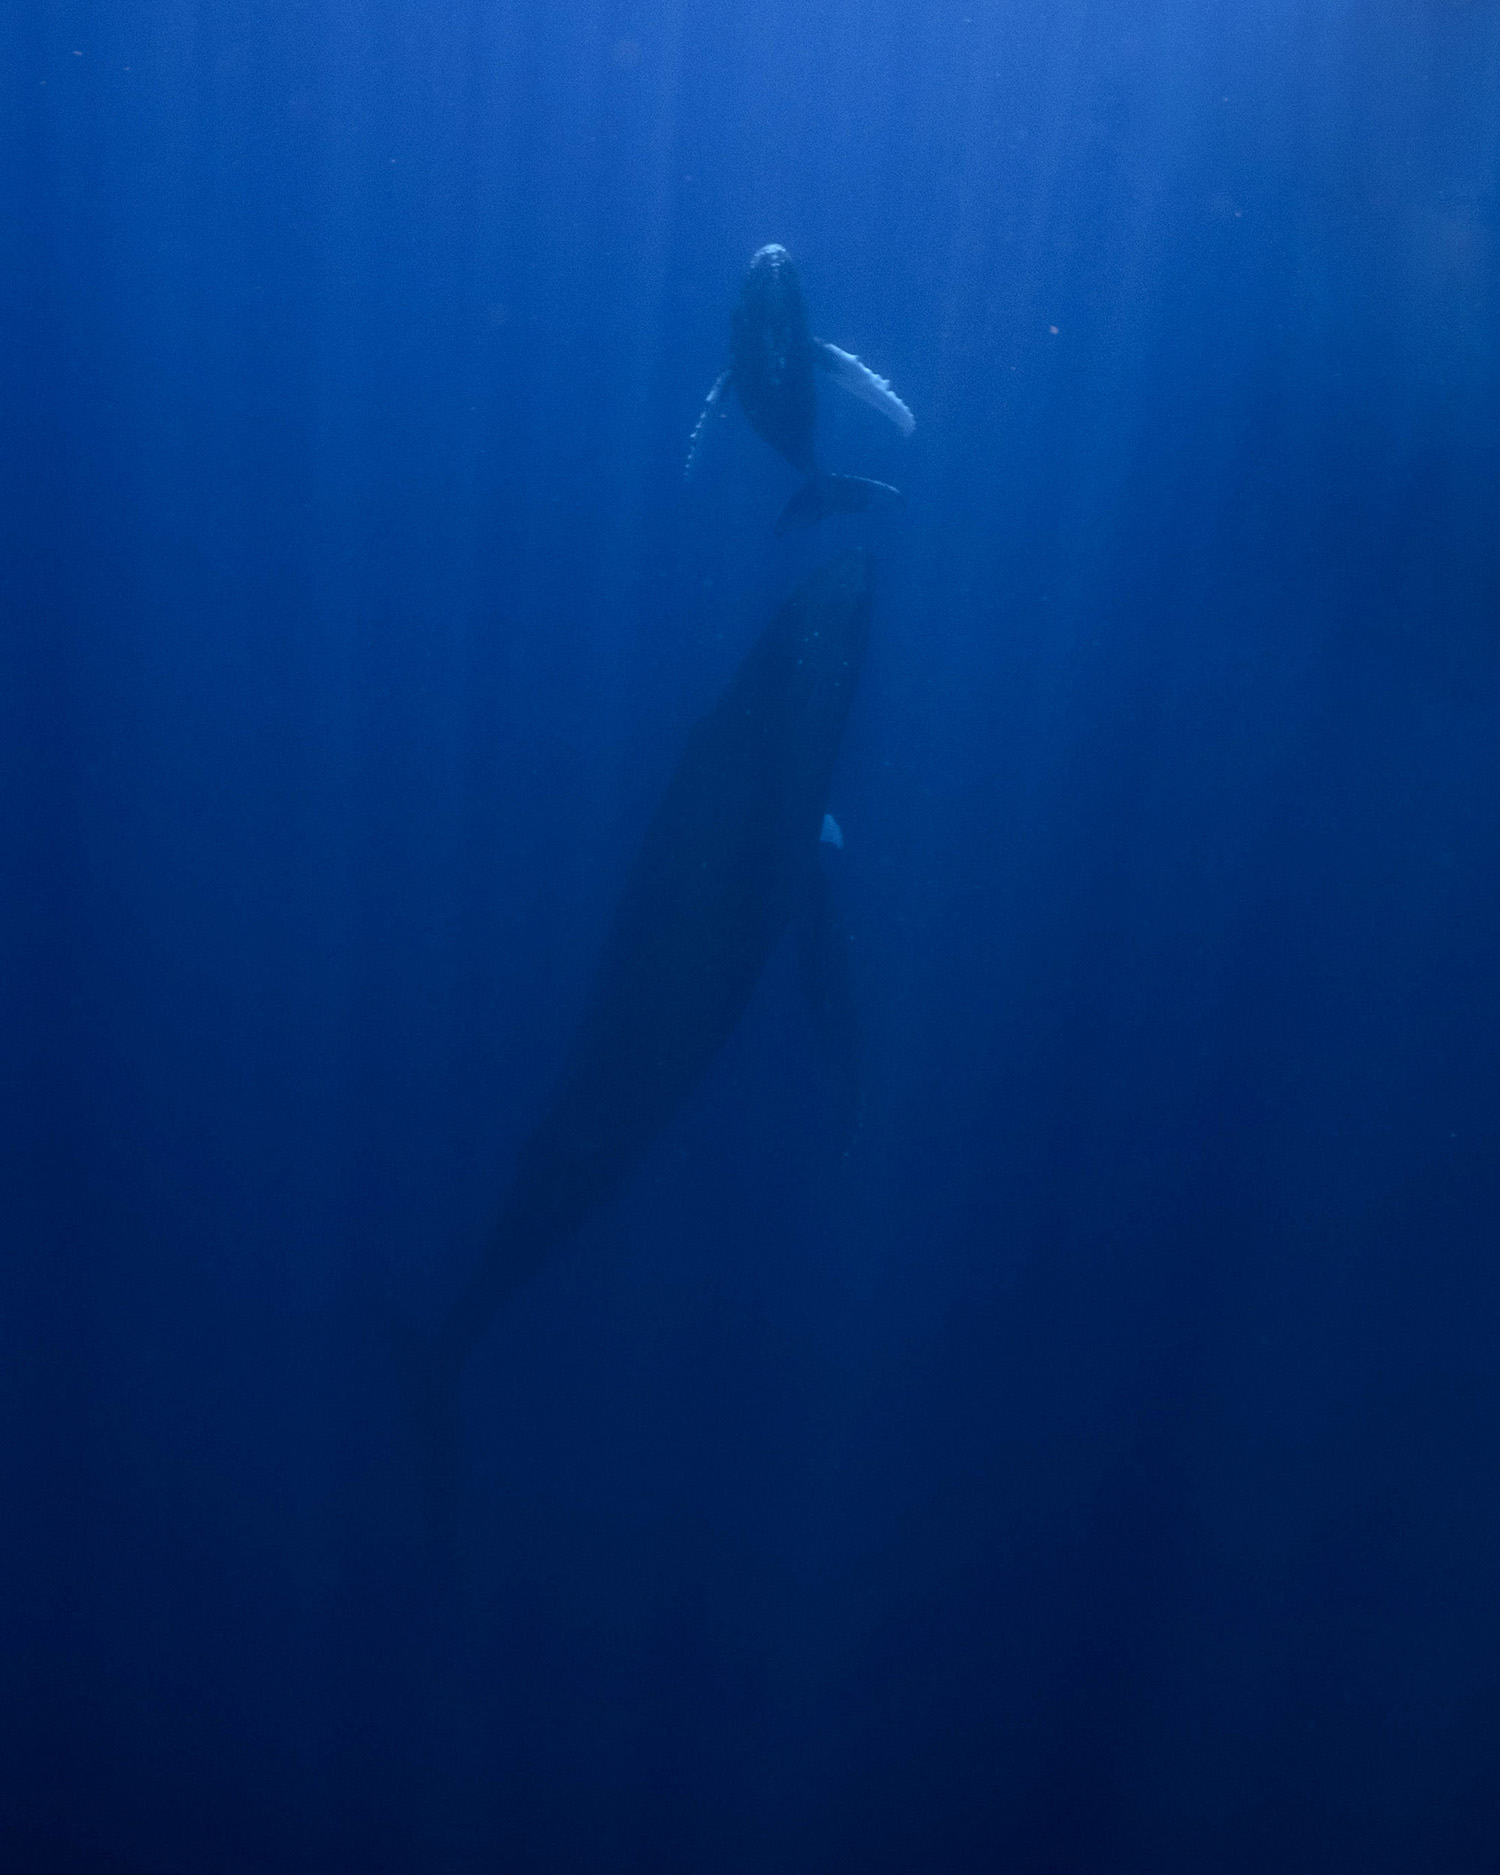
[{"left": 6, "top": 1, "right": 1500, "bottom": 1869}]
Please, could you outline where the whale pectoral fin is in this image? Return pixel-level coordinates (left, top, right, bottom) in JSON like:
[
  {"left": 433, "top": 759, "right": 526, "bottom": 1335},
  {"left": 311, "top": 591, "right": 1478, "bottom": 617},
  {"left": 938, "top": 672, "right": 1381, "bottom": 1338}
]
[
  {"left": 774, "top": 474, "right": 904, "bottom": 536},
  {"left": 816, "top": 341, "right": 916, "bottom": 437},
  {"left": 685, "top": 369, "right": 732, "bottom": 480}
]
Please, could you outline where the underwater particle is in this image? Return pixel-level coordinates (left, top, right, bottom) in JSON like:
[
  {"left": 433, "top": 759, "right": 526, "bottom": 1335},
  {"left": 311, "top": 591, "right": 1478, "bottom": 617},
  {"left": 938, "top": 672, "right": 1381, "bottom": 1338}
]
[{"left": 821, "top": 814, "right": 844, "bottom": 849}]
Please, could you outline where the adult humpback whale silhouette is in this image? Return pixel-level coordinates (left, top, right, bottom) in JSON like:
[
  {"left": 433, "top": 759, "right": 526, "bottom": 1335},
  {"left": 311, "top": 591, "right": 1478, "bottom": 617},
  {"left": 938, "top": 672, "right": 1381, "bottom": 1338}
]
[
  {"left": 687, "top": 244, "right": 915, "bottom": 534},
  {"left": 407, "top": 554, "right": 873, "bottom": 1462}
]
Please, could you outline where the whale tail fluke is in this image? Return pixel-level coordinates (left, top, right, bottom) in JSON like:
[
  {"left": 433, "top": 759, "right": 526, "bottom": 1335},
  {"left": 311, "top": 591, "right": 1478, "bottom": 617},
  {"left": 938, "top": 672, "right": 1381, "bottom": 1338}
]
[{"left": 774, "top": 473, "right": 903, "bottom": 536}]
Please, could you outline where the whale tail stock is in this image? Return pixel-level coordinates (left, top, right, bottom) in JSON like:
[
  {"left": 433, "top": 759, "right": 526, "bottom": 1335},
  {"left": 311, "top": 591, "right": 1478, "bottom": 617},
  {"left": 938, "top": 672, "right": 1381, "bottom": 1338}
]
[
  {"left": 390, "top": 1191, "right": 569, "bottom": 1536},
  {"left": 774, "top": 473, "right": 904, "bottom": 536},
  {"left": 386, "top": 1312, "right": 465, "bottom": 1555}
]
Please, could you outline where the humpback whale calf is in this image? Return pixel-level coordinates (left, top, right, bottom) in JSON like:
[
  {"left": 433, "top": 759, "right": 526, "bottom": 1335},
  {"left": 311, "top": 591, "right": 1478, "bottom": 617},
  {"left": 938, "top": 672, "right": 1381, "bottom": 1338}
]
[
  {"left": 687, "top": 244, "right": 915, "bottom": 535},
  {"left": 407, "top": 554, "right": 873, "bottom": 1457}
]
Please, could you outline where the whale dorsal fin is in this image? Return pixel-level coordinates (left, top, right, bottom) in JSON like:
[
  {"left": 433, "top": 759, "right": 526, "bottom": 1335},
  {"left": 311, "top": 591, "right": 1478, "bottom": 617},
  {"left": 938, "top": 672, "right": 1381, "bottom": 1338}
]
[
  {"left": 684, "top": 368, "right": 732, "bottom": 479},
  {"left": 816, "top": 341, "right": 915, "bottom": 437}
]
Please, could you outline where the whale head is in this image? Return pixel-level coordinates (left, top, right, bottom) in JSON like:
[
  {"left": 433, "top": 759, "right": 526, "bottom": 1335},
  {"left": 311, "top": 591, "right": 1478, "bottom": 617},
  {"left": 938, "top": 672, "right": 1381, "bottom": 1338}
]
[
  {"left": 744, "top": 242, "right": 800, "bottom": 304},
  {"left": 731, "top": 244, "right": 817, "bottom": 471}
]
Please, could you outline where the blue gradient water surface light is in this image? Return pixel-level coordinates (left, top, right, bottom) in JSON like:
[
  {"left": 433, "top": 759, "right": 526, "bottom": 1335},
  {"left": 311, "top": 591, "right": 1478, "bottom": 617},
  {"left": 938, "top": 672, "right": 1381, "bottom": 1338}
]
[{"left": 5, "top": 2, "right": 1500, "bottom": 1870}]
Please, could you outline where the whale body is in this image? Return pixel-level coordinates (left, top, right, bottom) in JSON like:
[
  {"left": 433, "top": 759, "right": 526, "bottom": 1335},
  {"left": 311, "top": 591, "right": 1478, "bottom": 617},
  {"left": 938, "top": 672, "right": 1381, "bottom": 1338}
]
[
  {"left": 688, "top": 245, "right": 914, "bottom": 534},
  {"left": 423, "top": 552, "right": 873, "bottom": 1401}
]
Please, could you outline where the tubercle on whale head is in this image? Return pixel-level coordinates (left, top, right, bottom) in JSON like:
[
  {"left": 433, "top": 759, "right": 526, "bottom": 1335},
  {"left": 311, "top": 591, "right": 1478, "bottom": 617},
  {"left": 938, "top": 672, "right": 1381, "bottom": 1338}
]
[
  {"left": 742, "top": 242, "right": 804, "bottom": 311},
  {"left": 735, "top": 246, "right": 810, "bottom": 362}
]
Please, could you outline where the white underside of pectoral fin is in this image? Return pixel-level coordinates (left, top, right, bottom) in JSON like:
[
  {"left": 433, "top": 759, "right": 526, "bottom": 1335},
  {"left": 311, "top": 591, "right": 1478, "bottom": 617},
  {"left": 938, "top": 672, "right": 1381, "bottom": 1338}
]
[
  {"left": 685, "top": 369, "right": 731, "bottom": 480},
  {"left": 818, "top": 342, "right": 916, "bottom": 437}
]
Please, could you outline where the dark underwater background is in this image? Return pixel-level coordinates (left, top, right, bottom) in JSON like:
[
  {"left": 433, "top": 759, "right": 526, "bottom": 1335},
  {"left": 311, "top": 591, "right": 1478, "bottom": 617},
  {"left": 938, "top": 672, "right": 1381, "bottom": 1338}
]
[{"left": 7, "top": 1, "right": 1500, "bottom": 1869}]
